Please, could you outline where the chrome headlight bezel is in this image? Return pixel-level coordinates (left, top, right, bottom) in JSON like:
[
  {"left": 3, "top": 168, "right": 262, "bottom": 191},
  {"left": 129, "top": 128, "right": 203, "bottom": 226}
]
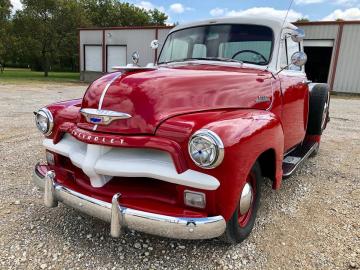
[
  {"left": 34, "top": 108, "right": 54, "bottom": 136},
  {"left": 188, "top": 129, "right": 224, "bottom": 169}
]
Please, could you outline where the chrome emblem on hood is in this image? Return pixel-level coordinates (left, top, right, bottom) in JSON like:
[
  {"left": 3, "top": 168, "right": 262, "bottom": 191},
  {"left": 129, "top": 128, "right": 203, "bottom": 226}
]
[{"left": 80, "top": 108, "right": 132, "bottom": 125}]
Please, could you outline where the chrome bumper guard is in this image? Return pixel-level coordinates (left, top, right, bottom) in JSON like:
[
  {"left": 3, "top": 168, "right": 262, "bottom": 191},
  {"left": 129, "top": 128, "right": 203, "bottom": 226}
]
[{"left": 33, "top": 169, "right": 226, "bottom": 240}]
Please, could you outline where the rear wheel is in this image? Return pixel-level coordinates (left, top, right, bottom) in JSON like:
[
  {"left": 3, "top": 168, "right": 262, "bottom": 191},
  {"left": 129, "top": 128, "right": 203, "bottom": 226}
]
[
  {"left": 307, "top": 84, "right": 330, "bottom": 157},
  {"left": 222, "top": 162, "right": 262, "bottom": 243},
  {"left": 307, "top": 83, "right": 330, "bottom": 135}
]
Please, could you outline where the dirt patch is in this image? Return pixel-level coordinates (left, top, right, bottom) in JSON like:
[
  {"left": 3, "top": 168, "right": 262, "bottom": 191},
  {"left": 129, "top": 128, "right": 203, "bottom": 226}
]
[{"left": 0, "top": 83, "right": 359, "bottom": 270}]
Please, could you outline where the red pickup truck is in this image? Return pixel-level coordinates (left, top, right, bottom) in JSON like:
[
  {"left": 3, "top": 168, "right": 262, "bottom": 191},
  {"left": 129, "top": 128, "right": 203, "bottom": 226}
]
[{"left": 33, "top": 16, "right": 330, "bottom": 243}]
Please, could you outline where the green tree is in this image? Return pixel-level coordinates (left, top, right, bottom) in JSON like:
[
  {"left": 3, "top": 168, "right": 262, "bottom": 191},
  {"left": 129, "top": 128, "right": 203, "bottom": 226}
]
[
  {"left": 295, "top": 18, "right": 310, "bottom": 23},
  {"left": 0, "top": 0, "right": 12, "bottom": 64},
  {"left": 149, "top": 9, "right": 168, "bottom": 25},
  {"left": 12, "top": 0, "right": 89, "bottom": 75},
  {"left": 12, "top": 0, "right": 58, "bottom": 76},
  {"left": 53, "top": 0, "right": 90, "bottom": 71},
  {"left": 9, "top": 0, "right": 168, "bottom": 76},
  {"left": 80, "top": 0, "right": 167, "bottom": 27},
  {"left": 0, "top": 0, "right": 11, "bottom": 20}
]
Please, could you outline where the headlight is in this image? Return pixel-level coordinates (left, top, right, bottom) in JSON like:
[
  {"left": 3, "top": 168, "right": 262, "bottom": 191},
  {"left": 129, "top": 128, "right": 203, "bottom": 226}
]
[
  {"left": 188, "top": 129, "right": 224, "bottom": 169},
  {"left": 34, "top": 108, "right": 54, "bottom": 136}
]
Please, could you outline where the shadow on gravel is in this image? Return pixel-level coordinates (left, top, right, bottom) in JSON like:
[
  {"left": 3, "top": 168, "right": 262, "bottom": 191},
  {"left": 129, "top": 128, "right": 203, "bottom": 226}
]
[
  {"left": 26, "top": 168, "right": 314, "bottom": 269},
  {"left": 35, "top": 203, "right": 236, "bottom": 267}
]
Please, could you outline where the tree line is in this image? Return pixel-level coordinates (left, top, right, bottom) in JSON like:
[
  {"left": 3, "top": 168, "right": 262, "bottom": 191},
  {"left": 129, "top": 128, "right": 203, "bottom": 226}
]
[{"left": 0, "top": 0, "right": 168, "bottom": 76}]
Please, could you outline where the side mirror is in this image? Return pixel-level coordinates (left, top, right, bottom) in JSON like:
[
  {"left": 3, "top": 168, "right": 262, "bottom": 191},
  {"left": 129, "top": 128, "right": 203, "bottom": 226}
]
[
  {"left": 150, "top": 40, "right": 159, "bottom": 50},
  {"left": 274, "top": 51, "right": 307, "bottom": 76},
  {"left": 291, "top": 51, "right": 307, "bottom": 67},
  {"left": 132, "top": 51, "right": 140, "bottom": 66},
  {"left": 291, "top": 28, "right": 305, "bottom": 43}
]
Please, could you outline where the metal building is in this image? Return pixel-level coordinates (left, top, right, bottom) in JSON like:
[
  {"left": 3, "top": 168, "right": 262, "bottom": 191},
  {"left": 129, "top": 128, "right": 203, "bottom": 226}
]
[
  {"left": 295, "top": 20, "right": 360, "bottom": 94},
  {"left": 79, "top": 21, "right": 360, "bottom": 94},
  {"left": 79, "top": 26, "right": 172, "bottom": 82}
]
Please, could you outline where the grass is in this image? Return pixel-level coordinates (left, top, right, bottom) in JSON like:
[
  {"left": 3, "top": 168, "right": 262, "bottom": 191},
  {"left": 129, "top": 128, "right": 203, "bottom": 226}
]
[{"left": 0, "top": 68, "right": 81, "bottom": 84}]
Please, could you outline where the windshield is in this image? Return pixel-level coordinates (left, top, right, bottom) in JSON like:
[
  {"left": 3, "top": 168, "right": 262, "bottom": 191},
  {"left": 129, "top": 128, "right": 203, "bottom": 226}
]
[{"left": 158, "top": 24, "right": 274, "bottom": 65}]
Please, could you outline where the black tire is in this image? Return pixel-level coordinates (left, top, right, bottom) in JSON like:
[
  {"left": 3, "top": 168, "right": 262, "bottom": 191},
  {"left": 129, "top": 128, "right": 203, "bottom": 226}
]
[
  {"left": 222, "top": 162, "right": 262, "bottom": 244},
  {"left": 307, "top": 83, "right": 330, "bottom": 135},
  {"left": 309, "top": 143, "right": 320, "bottom": 158}
]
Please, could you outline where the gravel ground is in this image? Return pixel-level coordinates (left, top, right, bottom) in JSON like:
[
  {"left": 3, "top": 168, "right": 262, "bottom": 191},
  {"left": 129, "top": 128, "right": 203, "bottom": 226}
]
[{"left": 0, "top": 82, "right": 359, "bottom": 270}]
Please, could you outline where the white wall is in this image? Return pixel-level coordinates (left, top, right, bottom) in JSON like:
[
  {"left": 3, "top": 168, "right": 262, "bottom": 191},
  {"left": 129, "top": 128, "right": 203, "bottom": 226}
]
[
  {"left": 333, "top": 24, "right": 360, "bottom": 94},
  {"left": 80, "top": 27, "right": 172, "bottom": 75},
  {"left": 107, "top": 45, "right": 127, "bottom": 72},
  {"left": 105, "top": 29, "right": 156, "bottom": 67},
  {"left": 79, "top": 30, "right": 103, "bottom": 71}
]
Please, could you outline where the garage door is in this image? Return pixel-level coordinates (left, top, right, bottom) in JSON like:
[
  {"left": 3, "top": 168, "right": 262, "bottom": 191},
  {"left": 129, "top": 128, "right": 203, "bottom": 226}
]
[
  {"left": 84, "top": 45, "right": 102, "bottom": 72},
  {"left": 107, "top": 46, "right": 127, "bottom": 72},
  {"left": 304, "top": 40, "right": 334, "bottom": 47},
  {"left": 304, "top": 40, "right": 334, "bottom": 83}
]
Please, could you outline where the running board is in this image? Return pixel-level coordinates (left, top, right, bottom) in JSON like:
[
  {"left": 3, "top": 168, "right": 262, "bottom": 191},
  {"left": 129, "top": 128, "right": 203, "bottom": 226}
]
[{"left": 282, "top": 141, "right": 319, "bottom": 178}]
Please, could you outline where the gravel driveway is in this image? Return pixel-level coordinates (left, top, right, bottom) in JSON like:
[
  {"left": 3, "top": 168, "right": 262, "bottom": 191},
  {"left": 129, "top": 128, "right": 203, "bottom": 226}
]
[{"left": 0, "top": 82, "right": 359, "bottom": 270}]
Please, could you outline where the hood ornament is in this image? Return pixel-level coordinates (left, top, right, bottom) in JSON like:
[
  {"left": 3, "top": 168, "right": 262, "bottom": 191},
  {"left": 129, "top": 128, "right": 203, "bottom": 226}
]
[
  {"left": 131, "top": 51, "right": 140, "bottom": 66},
  {"left": 80, "top": 108, "right": 132, "bottom": 125}
]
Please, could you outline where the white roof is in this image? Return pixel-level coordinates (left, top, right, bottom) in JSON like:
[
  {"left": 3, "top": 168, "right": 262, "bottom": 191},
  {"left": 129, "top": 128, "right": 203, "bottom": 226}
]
[{"left": 170, "top": 15, "right": 297, "bottom": 34}]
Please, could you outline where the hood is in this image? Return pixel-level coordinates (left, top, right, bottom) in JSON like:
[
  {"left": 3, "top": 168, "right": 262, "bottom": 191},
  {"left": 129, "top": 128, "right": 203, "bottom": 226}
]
[{"left": 79, "top": 64, "right": 273, "bottom": 134}]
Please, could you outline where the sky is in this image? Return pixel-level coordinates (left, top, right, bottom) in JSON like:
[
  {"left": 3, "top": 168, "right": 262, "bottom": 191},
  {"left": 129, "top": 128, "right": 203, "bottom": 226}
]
[{"left": 10, "top": 0, "right": 360, "bottom": 24}]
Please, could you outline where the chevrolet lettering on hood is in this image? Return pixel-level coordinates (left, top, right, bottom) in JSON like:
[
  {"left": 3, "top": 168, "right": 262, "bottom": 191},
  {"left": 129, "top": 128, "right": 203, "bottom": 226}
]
[
  {"left": 70, "top": 129, "right": 124, "bottom": 145},
  {"left": 32, "top": 16, "right": 330, "bottom": 244}
]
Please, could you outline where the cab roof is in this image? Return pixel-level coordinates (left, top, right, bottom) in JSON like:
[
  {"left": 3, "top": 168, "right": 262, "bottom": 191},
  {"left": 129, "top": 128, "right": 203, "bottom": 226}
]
[{"left": 170, "top": 15, "right": 297, "bottom": 34}]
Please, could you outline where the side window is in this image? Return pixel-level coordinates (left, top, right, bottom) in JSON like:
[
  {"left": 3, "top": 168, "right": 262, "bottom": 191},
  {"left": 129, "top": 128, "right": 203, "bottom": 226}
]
[
  {"left": 280, "top": 39, "right": 288, "bottom": 68},
  {"left": 279, "top": 34, "right": 301, "bottom": 71},
  {"left": 287, "top": 37, "right": 301, "bottom": 71}
]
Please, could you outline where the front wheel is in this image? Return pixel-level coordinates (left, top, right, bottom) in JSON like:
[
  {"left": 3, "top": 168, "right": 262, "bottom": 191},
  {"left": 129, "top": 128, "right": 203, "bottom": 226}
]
[{"left": 222, "top": 162, "right": 262, "bottom": 243}]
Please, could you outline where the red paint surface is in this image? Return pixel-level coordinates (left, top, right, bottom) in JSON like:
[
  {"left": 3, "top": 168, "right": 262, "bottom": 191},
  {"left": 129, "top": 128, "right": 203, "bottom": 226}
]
[
  {"left": 40, "top": 63, "right": 315, "bottom": 221},
  {"left": 278, "top": 73, "right": 309, "bottom": 150},
  {"left": 80, "top": 65, "right": 273, "bottom": 134},
  {"left": 36, "top": 163, "right": 207, "bottom": 218}
]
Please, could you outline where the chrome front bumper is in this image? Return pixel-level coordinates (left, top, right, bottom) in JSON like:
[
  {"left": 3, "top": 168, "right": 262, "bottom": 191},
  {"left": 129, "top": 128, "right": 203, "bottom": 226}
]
[{"left": 32, "top": 168, "right": 226, "bottom": 240}]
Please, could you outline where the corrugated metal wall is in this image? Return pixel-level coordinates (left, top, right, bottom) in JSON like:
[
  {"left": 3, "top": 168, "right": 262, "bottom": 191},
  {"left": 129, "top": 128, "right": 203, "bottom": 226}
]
[
  {"left": 299, "top": 23, "right": 360, "bottom": 94},
  {"left": 158, "top": 29, "right": 170, "bottom": 45},
  {"left": 333, "top": 24, "right": 360, "bottom": 94},
  {"left": 300, "top": 25, "right": 339, "bottom": 39},
  {"left": 300, "top": 24, "right": 339, "bottom": 87}
]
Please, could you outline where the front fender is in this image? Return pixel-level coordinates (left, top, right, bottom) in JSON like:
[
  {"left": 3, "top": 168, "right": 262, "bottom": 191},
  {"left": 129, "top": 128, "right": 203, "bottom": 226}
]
[
  {"left": 204, "top": 110, "right": 284, "bottom": 220},
  {"left": 157, "top": 109, "right": 284, "bottom": 220},
  {"left": 39, "top": 99, "right": 82, "bottom": 139}
]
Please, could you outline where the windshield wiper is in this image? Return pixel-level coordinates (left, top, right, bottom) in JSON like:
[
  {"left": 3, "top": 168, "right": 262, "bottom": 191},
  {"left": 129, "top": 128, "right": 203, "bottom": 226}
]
[{"left": 159, "top": 57, "right": 243, "bottom": 65}]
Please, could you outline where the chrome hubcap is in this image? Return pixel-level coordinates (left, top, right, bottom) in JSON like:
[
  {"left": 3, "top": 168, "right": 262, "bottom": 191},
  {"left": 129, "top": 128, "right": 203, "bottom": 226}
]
[
  {"left": 321, "top": 102, "right": 327, "bottom": 129},
  {"left": 239, "top": 183, "right": 253, "bottom": 215},
  {"left": 321, "top": 94, "right": 330, "bottom": 130}
]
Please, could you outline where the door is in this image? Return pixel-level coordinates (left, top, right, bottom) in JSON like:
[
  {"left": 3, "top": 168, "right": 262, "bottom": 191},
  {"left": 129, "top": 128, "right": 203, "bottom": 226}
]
[
  {"left": 107, "top": 45, "right": 127, "bottom": 72},
  {"left": 279, "top": 33, "right": 309, "bottom": 152},
  {"left": 304, "top": 40, "right": 334, "bottom": 84},
  {"left": 84, "top": 45, "right": 102, "bottom": 72}
]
